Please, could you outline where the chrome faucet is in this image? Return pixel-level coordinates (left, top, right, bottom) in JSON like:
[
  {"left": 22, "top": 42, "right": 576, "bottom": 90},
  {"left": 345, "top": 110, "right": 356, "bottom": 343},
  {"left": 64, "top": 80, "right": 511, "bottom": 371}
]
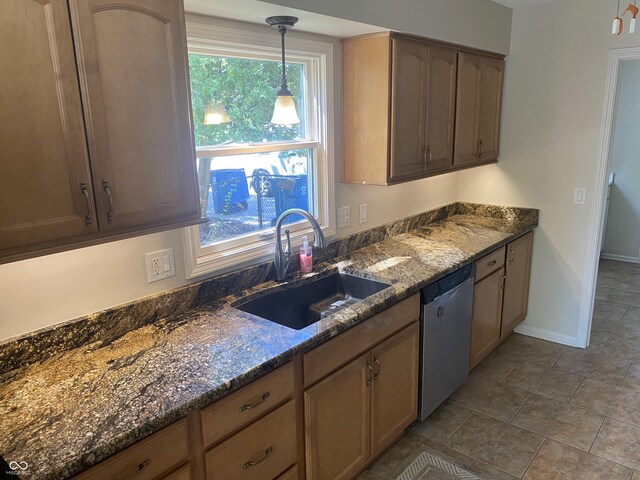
[{"left": 274, "top": 208, "right": 326, "bottom": 281}]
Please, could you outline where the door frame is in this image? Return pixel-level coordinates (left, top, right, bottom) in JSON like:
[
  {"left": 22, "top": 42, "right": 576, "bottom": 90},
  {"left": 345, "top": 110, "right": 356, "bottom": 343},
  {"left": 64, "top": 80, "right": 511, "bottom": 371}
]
[{"left": 579, "top": 46, "right": 640, "bottom": 348}]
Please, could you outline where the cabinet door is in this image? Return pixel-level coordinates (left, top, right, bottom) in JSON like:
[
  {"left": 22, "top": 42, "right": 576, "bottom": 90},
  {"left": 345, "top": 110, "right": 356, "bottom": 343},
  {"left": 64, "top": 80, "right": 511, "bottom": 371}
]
[
  {"left": 470, "top": 268, "right": 504, "bottom": 369},
  {"left": 389, "top": 38, "right": 428, "bottom": 181},
  {"left": 477, "top": 57, "right": 504, "bottom": 162},
  {"left": 453, "top": 52, "right": 483, "bottom": 167},
  {"left": 69, "top": 0, "right": 199, "bottom": 231},
  {"left": 304, "top": 353, "right": 371, "bottom": 480},
  {"left": 424, "top": 46, "right": 457, "bottom": 173},
  {"left": 501, "top": 232, "right": 533, "bottom": 338},
  {"left": 0, "top": 0, "right": 97, "bottom": 253},
  {"left": 371, "top": 322, "right": 419, "bottom": 456}
]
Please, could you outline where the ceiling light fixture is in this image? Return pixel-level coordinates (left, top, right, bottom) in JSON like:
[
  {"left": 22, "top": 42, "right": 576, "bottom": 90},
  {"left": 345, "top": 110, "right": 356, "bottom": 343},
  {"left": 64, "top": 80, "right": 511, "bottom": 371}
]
[
  {"left": 266, "top": 16, "right": 300, "bottom": 125},
  {"left": 613, "top": 0, "right": 639, "bottom": 34}
]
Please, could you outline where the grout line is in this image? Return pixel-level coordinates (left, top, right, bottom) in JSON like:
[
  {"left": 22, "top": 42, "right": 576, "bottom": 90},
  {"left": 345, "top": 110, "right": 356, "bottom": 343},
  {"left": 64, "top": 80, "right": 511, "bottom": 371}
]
[
  {"left": 522, "top": 436, "right": 547, "bottom": 479},
  {"left": 567, "top": 377, "right": 585, "bottom": 404},
  {"left": 588, "top": 415, "right": 607, "bottom": 453},
  {"left": 620, "top": 363, "right": 633, "bottom": 387},
  {"left": 440, "top": 409, "right": 474, "bottom": 446},
  {"left": 509, "top": 391, "right": 532, "bottom": 423},
  {"left": 589, "top": 449, "right": 638, "bottom": 474}
]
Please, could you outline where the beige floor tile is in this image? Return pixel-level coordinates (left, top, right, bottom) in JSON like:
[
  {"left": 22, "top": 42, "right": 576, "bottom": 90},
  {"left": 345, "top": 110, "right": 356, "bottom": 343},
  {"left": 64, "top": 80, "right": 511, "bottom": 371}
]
[
  {"left": 570, "top": 378, "right": 640, "bottom": 427},
  {"left": 591, "top": 418, "right": 640, "bottom": 470},
  {"left": 602, "top": 335, "right": 640, "bottom": 364},
  {"left": 474, "top": 462, "right": 520, "bottom": 480},
  {"left": 354, "top": 471, "right": 385, "bottom": 480},
  {"left": 523, "top": 439, "right": 633, "bottom": 480},
  {"left": 634, "top": 470, "right": 640, "bottom": 479},
  {"left": 566, "top": 331, "right": 610, "bottom": 353},
  {"left": 503, "top": 361, "right": 583, "bottom": 402},
  {"left": 493, "top": 333, "right": 567, "bottom": 367},
  {"left": 622, "top": 364, "right": 640, "bottom": 390},
  {"left": 445, "top": 413, "right": 544, "bottom": 478},
  {"left": 367, "top": 433, "right": 429, "bottom": 479},
  {"left": 408, "top": 402, "right": 473, "bottom": 445},
  {"left": 596, "top": 286, "right": 640, "bottom": 308},
  {"left": 511, "top": 394, "right": 605, "bottom": 451},
  {"left": 448, "top": 375, "right": 530, "bottom": 422},
  {"left": 471, "top": 353, "right": 520, "bottom": 381},
  {"left": 422, "top": 440, "right": 479, "bottom": 470},
  {"left": 554, "top": 348, "right": 630, "bottom": 385}
]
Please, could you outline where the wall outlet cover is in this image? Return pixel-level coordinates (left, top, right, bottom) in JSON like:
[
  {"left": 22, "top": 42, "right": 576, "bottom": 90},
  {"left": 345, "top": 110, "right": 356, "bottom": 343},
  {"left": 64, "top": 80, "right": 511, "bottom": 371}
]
[
  {"left": 337, "top": 206, "right": 351, "bottom": 228},
  {"left": 574, "top": 187, "right": 587, "bottom": 205},
  {"left": 145, "top": 248, "right": 176, "bottom": 283}
]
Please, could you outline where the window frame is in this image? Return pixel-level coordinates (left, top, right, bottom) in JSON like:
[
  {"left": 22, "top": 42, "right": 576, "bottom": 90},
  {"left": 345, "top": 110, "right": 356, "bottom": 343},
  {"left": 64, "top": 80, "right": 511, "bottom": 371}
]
[{"left": 182, "top": 18, "right": 336, "bottom": 278}]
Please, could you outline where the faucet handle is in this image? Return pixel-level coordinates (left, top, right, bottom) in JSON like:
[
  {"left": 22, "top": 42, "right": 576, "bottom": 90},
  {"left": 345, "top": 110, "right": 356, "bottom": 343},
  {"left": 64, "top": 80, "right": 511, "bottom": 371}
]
[{"left": 283, "top": 229, "right": 292, "bottom": 255}]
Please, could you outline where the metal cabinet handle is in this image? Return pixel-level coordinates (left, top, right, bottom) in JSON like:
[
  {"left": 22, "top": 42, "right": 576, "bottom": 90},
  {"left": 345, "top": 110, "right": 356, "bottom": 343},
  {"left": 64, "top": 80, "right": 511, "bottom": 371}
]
[
  {"left": 239, "top": 392, "right": 270, "bottom": 412},
  {"left": 243, "top": 446, "right": 273, "bottom": 469},
  {"left": 420, "top": 146, "right": 427, "bottom": 170},
  {"left": 80, "top": 182, "right": 92, "bottom": 226},
  {"left": 509, "top": 246, "right": 515, "bottom": 265},
  {"left": 366, "top": 359, "right": 373, "bottom": 385},
  {"left": 426, "top": 145, "right": 432, "bottom": 168},
  {"left": 475, "top": 139, "right": 483, "bottom": 159},
  {"left": 121, "top": 459, "right": 150, "bottom": 480},
  {"left": 373, "top": 353, "right": 381, "bottom": 380},
  {"left": 487, "top": 259, "right": 497, "bottom": 267},
  {"left": 103, "top": 180, "right": 114, "bottom": 223}
]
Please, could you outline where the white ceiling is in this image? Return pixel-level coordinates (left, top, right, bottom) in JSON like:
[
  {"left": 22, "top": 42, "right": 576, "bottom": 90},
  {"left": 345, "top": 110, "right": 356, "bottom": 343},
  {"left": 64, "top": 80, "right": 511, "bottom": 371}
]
[
  {"left": 184, "top": 0, "right": 386, "bottom": 37},
  {"left": 492, "top": 0, "right": 565, "bottom": 8}
]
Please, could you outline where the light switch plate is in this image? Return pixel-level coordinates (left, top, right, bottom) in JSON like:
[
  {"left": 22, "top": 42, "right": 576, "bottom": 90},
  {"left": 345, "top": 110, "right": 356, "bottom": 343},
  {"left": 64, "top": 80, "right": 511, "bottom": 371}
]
[
  {"left": 337, "top": 206, "right": 351, "bottom": 228},
  {"left": 359, "top": 203, "right": 368, "bottom": 224},
  {"left": 574, "top": 188, "right": 587, "bottom": 205},
  {"left": 145, "top": 248, "right": 176, "bottom": 283}
]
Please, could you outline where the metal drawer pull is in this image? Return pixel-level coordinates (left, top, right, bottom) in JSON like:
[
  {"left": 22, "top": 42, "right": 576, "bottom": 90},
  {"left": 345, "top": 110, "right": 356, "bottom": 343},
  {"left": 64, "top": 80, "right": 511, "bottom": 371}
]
[
  {"left": 243, "top": 446, "right": 273, "bottom": 469},
  {"left": 366, "top": 359, "right": 373, "bottom": 385},
  {"left": 239, "top": 392, "right": 270, "bottom": 412},
  {"left": 80, "top": 182, "right": 92, "bottom": 226},
  {"left": 103, "top": 180, "right": 114, "bottom": 223},
  {"left": 420, "top": 146, "right": 427, "bottom": 170},
  {"left": 487, "top": 260, "right": 497, "bottom": 267},
  {"left": 373, "top": 354, "right": 381, "bottom": 380},
  {"left": 121, "top": 459, "right": 150, "bottom": 480}
]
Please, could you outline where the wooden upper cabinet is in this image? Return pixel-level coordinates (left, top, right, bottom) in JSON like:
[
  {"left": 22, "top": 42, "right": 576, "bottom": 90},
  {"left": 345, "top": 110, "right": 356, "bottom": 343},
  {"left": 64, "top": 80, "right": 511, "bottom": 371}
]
[
  {"left": 389, "top": 38, "right": 428, "bottom": 181},
  {"left": 68, "top": 0, "right": 199, "bottom": 231},
  {"left": 343, "top": 32, "right": 503, "bottom": 185},
  {"left": 454, "top": 52, "right": 504, "bottom": 166},
  {"left": 501, "top": 232, "right": 533, "bottom": 338},
  {"left": 0, "top": 0, "right": 97, "bottom": 252}
]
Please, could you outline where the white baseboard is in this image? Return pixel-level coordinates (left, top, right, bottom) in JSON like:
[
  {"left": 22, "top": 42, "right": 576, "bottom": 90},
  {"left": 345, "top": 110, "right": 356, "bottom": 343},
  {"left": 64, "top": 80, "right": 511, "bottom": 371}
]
[
  {"left": 513, "top": 324, "right": 579, "bottom": 347},
  {"left": 600, "top": 253, "right": 640, "bottom": 264}
]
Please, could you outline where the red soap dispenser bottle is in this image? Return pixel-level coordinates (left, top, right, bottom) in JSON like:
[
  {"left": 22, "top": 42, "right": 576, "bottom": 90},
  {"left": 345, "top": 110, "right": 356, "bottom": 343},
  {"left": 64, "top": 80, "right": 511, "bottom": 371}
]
[{"left": 300, "top": 235, "right": 313, "bottom": 273}]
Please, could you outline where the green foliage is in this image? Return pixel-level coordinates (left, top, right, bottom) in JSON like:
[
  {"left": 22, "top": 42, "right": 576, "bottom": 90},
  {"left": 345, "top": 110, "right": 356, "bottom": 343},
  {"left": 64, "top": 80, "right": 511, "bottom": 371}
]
[{"left": 189, "top": 54, "right": 304, "bottom": 147}]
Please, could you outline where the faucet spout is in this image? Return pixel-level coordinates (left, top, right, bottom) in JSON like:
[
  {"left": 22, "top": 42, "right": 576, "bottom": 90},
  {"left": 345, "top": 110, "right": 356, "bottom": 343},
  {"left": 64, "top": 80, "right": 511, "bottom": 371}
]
[{"left": 274, "top": 208, "right": 325, "bottom": 281}]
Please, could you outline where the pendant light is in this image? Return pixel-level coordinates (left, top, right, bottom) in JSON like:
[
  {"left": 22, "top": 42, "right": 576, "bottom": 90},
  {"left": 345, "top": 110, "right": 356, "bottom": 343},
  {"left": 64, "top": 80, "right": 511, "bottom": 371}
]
[
  {"left": 625, "top": 0, "right": 639, "bottom": 33},
  {"left": 613, "top": 0, "right": 623, "bottom": 35},
  {"left": 203, "top": 101, "right": 230, "bottom": 125},
  {"left": 266, "top": 16, "right": 300, "bottom": 125}
]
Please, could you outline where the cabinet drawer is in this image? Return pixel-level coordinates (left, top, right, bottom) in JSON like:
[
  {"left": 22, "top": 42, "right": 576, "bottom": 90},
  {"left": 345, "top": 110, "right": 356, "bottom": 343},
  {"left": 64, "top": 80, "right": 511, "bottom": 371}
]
[
  {"left": 474, "top": 246, "right": 506, "bottom": 282},
  {"left": 163, "top": 464, "right": 191, "bottom": 480},
  {"left": 276, "top": 465, "right": 299, "bottom": 480},
  {"left": 303, "top": 294, "right": 420, "bottom": 387},
  {"left": 205, "top": 400, "right": 297, "bottom": 480},
  {"left": 73, "top": 419, "right": 189, "bottom": 480},
  {"left": 201, "top": 362, "right": 294, "bottom": 448}
]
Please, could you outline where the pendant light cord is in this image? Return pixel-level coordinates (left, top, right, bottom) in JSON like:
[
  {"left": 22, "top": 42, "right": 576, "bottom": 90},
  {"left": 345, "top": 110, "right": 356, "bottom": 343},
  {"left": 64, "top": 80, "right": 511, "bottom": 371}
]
[{"left": 278, "top": 25, "right": 291, "bottom": 96}]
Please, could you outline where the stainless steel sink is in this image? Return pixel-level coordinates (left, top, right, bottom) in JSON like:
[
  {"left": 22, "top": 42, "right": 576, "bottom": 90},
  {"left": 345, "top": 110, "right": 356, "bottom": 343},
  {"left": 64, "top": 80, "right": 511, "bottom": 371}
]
[{"left": 234, "top": 272, "right": 390, "bottom": 330}]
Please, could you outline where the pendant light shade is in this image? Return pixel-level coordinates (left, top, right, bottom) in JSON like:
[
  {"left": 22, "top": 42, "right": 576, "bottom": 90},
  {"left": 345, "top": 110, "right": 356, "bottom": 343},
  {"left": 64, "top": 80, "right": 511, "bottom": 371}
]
[
  {"left": 203, "top": 102, "right": 230, "bottom": 125},
  {"left": 266, "top": 16, "right": 300, "bottom": 125}
]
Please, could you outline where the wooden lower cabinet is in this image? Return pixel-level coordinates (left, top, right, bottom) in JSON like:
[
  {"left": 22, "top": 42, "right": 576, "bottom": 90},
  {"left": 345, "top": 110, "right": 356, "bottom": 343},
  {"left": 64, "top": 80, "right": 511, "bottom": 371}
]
[
  {"left": 470, "top": 232, "right": 534, "bottom": 369},
  {"left": 205, "top": 400, "right": 297, "bottom": 480},
  {"left": 501, "top": 232, "right": 534, "bottom": 338},
  {"left": 470, "top": 267, "right": 504, "bottom": 369},
  {"left": 304, "top": 353, "right": 371, "bottom": 480},
  {"left": 276, "top": 465, "right": 299, "bottom": 480},
  {"left": 371, "top": 323, "right": 419, "bottom": 456},
  {"left": 304, "top": 320, "right": 420, "bottom": 480},
  {"left": 164, "top": 464, "right": 192, "bottom": 480}
]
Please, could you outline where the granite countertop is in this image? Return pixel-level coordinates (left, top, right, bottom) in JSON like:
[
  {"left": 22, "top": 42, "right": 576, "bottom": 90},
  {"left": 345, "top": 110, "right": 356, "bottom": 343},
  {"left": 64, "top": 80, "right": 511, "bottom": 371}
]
[{"left": 0, "top": 210, "right": 537, "bottom": 479}]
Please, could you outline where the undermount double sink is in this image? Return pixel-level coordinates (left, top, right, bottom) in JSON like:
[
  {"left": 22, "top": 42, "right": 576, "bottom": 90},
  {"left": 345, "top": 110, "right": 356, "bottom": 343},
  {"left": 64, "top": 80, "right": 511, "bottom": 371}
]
[{"left": 235, "top": 272, "right": 390, "bottom": 330}]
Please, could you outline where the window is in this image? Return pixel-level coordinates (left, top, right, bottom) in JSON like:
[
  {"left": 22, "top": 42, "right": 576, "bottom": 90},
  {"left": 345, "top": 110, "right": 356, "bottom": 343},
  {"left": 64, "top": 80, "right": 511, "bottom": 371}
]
[{"left": 183, "top": 20, "right": 335, "bottom": 278}]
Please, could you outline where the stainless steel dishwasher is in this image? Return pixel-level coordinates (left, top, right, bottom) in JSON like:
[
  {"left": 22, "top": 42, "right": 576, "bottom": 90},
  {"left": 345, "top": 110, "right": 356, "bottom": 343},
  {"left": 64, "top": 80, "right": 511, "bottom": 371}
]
[{"left": 419, "top": 263, "right": 474, "bottom": 420}]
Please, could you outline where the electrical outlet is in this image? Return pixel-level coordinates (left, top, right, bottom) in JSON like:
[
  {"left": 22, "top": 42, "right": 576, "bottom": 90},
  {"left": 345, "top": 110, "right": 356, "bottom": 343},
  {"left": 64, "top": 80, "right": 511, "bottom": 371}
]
[
  {"left": 145, "top": 248, "right": 176, "bottom": 283},
  {"left": 337, "top": 206, "right": 351, "bottom": 228},
  {"left": 359, "top": 203, "right": 368, "bottom": 224}
]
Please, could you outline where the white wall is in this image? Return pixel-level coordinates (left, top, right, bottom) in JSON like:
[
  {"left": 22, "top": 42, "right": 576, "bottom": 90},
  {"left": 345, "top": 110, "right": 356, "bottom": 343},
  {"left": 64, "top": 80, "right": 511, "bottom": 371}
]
[
  {"left": 457, "top": 0, "right": 640, "bottom": 345},
  {"left": 1, "top": 0, "right": 504, "bottom": 341},
  {"left": 603, "top": 60, "right": 640, "bottom": 261}
]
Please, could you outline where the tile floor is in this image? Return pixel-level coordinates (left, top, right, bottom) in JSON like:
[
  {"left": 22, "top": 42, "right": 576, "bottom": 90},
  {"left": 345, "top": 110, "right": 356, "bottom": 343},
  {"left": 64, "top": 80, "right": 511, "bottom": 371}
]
[{"left": 357, "top": 259, "right": 640, "bottom": 480}]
